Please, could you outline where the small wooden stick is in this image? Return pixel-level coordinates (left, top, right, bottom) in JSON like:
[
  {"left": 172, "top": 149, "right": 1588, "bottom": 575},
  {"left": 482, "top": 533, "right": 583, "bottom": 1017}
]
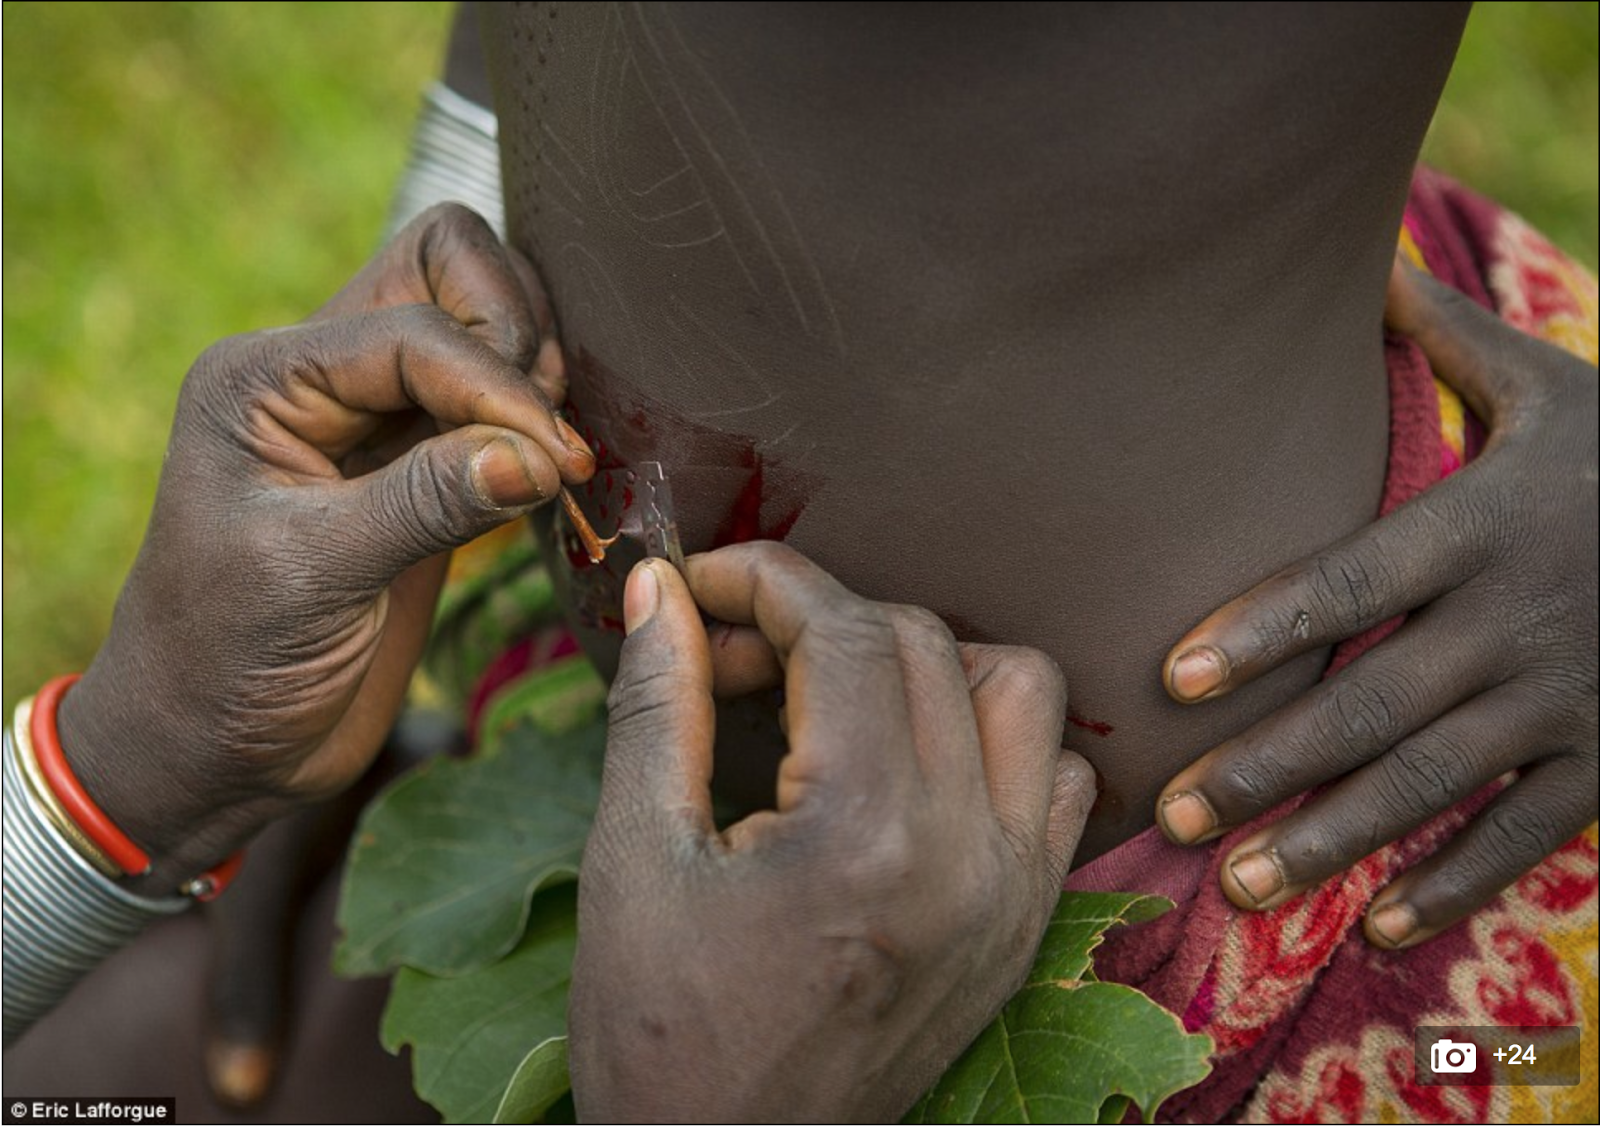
[{"left": 561, "top": 486, "right": 621, "bottom": 563}]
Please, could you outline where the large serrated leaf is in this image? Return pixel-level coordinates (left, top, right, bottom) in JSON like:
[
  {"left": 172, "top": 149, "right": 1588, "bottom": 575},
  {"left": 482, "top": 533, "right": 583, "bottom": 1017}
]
[
  {"left": 334, "top": 717, "right": 605, "bottom": 976},
  {"left": 1025, "top": 891, "right": 1173, "bottom": 984},
  {"left": 493, "top": 1036, "right": 571, "bottom": 1124},
  {"left": 907, "top": 892, "right": 1212, "bottom": 1124},
  {"left": 381, "top": 886, "right": 577, "bottom": 1125}
]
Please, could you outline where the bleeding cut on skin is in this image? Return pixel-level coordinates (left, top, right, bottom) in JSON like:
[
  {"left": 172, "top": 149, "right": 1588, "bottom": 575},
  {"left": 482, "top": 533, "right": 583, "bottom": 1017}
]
[
  {"left": 554, "top": 346, "right": 819, "bottom": 637},
  {"left": 549, "top": 352, "right": 1121, "bottom": 742}
]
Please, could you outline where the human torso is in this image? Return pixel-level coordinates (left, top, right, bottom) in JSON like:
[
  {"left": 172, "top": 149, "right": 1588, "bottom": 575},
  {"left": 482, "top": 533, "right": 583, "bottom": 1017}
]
[{"left": 483, "top": 1, "right": 1467, "bottom": 858}]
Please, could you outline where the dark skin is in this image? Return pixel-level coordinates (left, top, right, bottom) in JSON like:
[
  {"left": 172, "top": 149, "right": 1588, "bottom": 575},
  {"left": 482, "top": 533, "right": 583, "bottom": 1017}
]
[
  {"left": 14, "top": 205, "right": 1092, "bottom": 1121},
  {"left": 479, "top": 0, "right": 1432, "bottom": 860},
  {"left": 469, "top": 0, "right": 1592, "bottom": 923},
  {"left": 14, "top": 4, "right": 1596, "bottom": 1119},
  {"left": 463, "top": 0, "right": 1597, "bottom": 967},
  {"left": 574, "top": 546, "right": 1095, "bottom": 1122},
  {"left": 57, "top": 204, "right": 586, "bottom": 897},
  {"left": 1165, "top": 260, "right": 1599, "bottom": 948}
]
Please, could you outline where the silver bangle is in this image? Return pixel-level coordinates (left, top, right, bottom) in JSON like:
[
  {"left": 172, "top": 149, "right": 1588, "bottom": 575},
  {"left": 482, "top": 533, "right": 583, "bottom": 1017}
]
[
  {"left": 2, "top": 724, "right": 187, "bottom": 1048},
  {"left": 386, "top": 81, "right": 504, "bottom": 241}
]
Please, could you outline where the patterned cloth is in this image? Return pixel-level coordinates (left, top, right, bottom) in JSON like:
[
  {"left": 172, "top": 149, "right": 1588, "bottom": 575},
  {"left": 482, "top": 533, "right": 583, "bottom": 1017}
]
[
  {"left": 415, "top": 167, "right": 1598, "bottom": 1124},
  {"left": 1067, "top": 167, "right": 1599, "bottom": 1124}
]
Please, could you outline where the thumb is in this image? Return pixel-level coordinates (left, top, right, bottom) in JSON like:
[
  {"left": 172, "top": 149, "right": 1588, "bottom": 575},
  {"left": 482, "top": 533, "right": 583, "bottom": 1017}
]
[
  {"left": 336, "top": 424, "right": 560, "bottom": 588},
  {"left": 1384, "top": 255, "right": 1546, "bottom": 426},
  {"left": 596, "top": 561, "right": 718, "bottom": 847}
]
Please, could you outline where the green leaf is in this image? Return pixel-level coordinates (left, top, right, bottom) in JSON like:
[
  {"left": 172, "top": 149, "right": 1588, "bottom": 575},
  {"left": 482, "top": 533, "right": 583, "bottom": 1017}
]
[
  {"left": 906, "top": 892, "right": 1213, "bottom": 1124},
  {"left": 381, "top": 885, "right": 577, "bottom": 1125},
  {"left": 334, "top": 714, "right": 605, "bottom": 977},
  {"left": 1025, "top": 891, "right": 1173, "bottom": 984},
  {"left": 493, "top": 1036, "right": 571, "bottom": 1124}
]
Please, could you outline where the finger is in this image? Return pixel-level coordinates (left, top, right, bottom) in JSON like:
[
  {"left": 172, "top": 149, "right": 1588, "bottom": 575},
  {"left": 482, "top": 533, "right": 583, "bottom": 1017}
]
[
  {"left": 1159, "top": 606, "right": 1493, "bottom": 843},
  {"left": 331, "top": 424, "right": 564, "bottom": 588},
  {"left": 704, "top": 621, "right": 785, "bottom": 699},
  {"left": 685, "top": 542, "right": 917, "bottom": 808},
  {"left": 1365, "top": 759, "right": 1597, "bottom": 948},
  {"left": 890, "top": 605, "right": 984, "bottom": 797},
  {"left": 595, "top": 561, "right": 717, "bottom": 848},
  {"left": 1215, "top": 686, "right": 1538, "bottom": 911},
  {"left": 218, "top": 304, "right": 592, "bottom": 480},
  {"left": 316, "top": 202, "right": 540, "bottom": 373},
  {"left": 504, "top": 245, "right": 569, "bottom": 406},
  {"left": 963, "top": 644, "right": 1071, "bottom": 876},
  {"left": 1385, "top": 257, "right": 1577, "bottom": 427},
  {"left": 1045, "top": 752, "right": 1098, "bottom": 893},
  {"left": 202, "top": 810, "right": 320, "bottom": 1108},
  {"left": 1161, "top": 468, "right": 1490, "bottom": 704}
]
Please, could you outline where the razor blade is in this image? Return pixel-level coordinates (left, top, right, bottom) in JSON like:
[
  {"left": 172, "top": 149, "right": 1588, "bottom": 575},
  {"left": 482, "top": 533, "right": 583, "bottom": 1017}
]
[{"left": 636, "top": 461, "right": 687, "bottom": 573}]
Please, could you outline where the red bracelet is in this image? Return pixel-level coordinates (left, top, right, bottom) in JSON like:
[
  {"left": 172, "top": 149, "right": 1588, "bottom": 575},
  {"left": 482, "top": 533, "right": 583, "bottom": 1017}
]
[
  {"left": 31, "top": 673, "right": 244, "bottom": 898},
  {"left": 32, "top": 674, "right": 151, "bottom": 875}
]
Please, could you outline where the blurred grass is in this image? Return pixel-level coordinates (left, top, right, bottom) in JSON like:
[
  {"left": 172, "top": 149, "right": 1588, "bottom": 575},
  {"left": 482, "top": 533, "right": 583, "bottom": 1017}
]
[
  {"left": 3, "top": 2, "right": 1597, "bottom": 709},
  {"left": 3, "top": 2, "right": 456, "bottom": 707},
  {"left": 1422, "top": 2, "right": 1599, "bottom": 268}
]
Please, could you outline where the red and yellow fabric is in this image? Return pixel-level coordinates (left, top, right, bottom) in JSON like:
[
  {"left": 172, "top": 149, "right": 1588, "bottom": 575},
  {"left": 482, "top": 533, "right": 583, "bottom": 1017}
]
[{"left": 1071, "top": 168, "right": 1598, "bottom": 1124}]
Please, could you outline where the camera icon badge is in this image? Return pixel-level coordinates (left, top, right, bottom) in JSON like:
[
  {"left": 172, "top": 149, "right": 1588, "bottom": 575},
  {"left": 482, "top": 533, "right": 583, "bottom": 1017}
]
[{"left": 1431, "top": 1038, "right": 1478, "bottom": 1073}]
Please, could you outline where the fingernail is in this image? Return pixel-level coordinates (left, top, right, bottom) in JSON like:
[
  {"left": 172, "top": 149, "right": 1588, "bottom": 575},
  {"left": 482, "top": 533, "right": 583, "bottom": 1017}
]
[
  {"left": 624, "top": 561, "right": 659, "bottom": 634},
  {"left": 1170, "top": 646, "right": 1228, "bottom": 702},
  {"left": 472, "top": 439, "right": 544, "bottom": 508},
  {"left": 1159, "top": 791, "right": 1217, "bottom": 844},
  {"left": 1229, "top": 849, "right": 1284, "bottom": 906},
  {"left": 206, "top": 1040, "right": 277, "bottom": 1108},
  {"left": 554, "top": 414, "right": 592, "bottom": 460},
  {"left": 1370, "top": 902, "right": 1419, "bottom": 948}
]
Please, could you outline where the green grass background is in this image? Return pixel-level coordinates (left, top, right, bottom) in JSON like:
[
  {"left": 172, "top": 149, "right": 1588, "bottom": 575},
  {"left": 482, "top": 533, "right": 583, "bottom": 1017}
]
[{"left": 4, "top": 2, "right": 1597, "bottom": 710}]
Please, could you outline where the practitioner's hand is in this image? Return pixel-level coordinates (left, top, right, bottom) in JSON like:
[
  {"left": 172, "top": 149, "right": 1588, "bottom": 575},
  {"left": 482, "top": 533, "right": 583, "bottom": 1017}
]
[
  {"left": 1155, "top": 257, "right": 1597, "bottom": 949},
  {"left": 569, "top": 543, "right": 1097, "bottom": 1122},
  {"left": 56, "top": 203, "right": 589, "bottom": 896}
]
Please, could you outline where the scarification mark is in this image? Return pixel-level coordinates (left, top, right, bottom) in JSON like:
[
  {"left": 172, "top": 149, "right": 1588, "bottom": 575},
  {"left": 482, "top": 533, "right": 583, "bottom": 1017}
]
[
  {"left": 628, "top": 163, "right": 696, "bottom": 199},
  {"left": 610, "top": 2, "right": 846, "bottom": 357},
  {"left": 538, "top": 122, "right": 590, "bottom": 204}
]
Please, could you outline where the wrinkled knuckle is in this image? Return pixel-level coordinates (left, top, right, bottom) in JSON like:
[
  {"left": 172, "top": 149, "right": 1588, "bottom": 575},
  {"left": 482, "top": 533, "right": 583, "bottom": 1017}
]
[
  {"left": 1272, "top": 823, "right": 1345, "bottom": 882},
  {"left": 742, "top": 539, "right": 806, "bottom": 570},
  {"left": 889, "top": 603, "right": 949, "bottom": 643},
  {"left": 391, "top": 300, "right": 460, "bottom": 342},
  {"left": 1481, "top": 803, "right": 1560, "bottom": 871},
  {"left": 1242, "top": 596, "right": 1304, "bottom": 665},
  {"left": 605, "top": 663, "right": 692, "bottom": 736},
  {"left": 993, "top": 646, "right": 1069, "bottom": 710},
  {"left": 1318, "top": 676, "right": 1412, "bottom": 760},
  {"left": 189, "top": 332, "right": 251, "bottom": 384},
  {"left": 1213, "top": 751, "right": 1290, "bottom": 814},
  {"left": 811, "top": 601, "right": 901, "bottom": 667},
  {"left": 1310, "top": 551, "right": 1391, "bottom": 630},
  {"left": 1375, "top": 737, "right": 1463, "bottom": 823},
  {"left": 423, "top": 200, "right": 492, "bottom": 239},
  {"left": 378, "top": 451, "right": 477, "bottom": 560},
  {"left": 187, "top": 330, "right": 286, "bottom": 408},
  {"left": 890, "top": 603, "right": 960, "bottom": 659}
]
